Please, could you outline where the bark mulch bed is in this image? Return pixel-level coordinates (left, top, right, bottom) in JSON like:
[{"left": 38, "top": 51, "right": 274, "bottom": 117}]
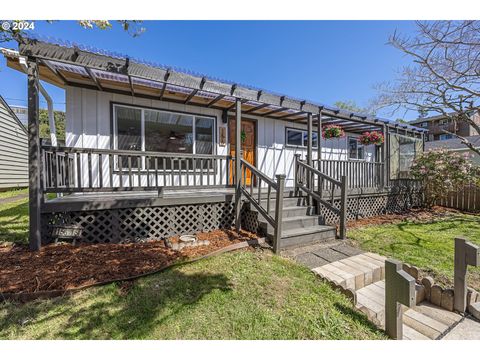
[
  {"left": 0, "top": 229, "right": 259, "bottom": 297},
  {"left": 347, "top": 206, "right": 467, "bottom": 229}
]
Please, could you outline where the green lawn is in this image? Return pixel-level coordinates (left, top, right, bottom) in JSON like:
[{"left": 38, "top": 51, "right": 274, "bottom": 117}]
[
  {"left": 348, "top": 212, "right": 480, "bottom": 290},
  {"left": 0, "top": 189, "right": 29, "bottom": 245},
  {"left": 0, "top": 250, "right": 385, "bottom": 340}
]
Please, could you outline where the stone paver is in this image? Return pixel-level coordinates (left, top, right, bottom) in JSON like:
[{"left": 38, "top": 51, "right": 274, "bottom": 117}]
[
  {"left": 443, "top": 317, "right": 480, "bottom": 340},
  {"left": 312, "top": 247, "right": 348, "bottom": 262},
  {"left": 294, "top": 252, "right": 329, "bottom": 269},
  {"left": 330, "top": 244, "right": 364, "bottom": 257}
]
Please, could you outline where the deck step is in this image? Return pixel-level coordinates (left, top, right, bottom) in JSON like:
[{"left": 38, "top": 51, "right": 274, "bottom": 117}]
[
  {"left": 269, "top": 225, "right": 337, "bottom": 249},
  {"left": 249, "top": 204, "right": 310, "bottom": 218},
  {"left": 259, "top": 215, "right": 320, "bottom": 232},
  {"left": 259, "top": 196, "right": 306, "bottom": 208}
]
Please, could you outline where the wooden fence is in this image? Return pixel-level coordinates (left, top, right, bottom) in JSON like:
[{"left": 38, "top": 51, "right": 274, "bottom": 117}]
[{"left": 435, "top": 183, "right": 480, "bottom": 212}]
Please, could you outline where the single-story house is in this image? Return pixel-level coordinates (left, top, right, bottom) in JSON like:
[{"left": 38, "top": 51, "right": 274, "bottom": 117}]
[
  {"left": 1, "top": 36, "right": 427, "bottom": 251},
  {"left": 0, "top": 95, "right": 28, "bottom": 190}
]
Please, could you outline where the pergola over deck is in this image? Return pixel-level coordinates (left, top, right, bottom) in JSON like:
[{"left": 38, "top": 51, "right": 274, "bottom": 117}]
[{"left": 3, "top": 37, "right": 426, "bottom": 250}]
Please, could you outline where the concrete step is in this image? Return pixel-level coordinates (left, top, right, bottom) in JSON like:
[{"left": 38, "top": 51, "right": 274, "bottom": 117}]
[
  {"left": 306, "top": 251, "right": 466, "bottom": 340},
  {"left": 312, "top": 253, "right": 386, "bottom": 291},
  {"left": 259, "top": 215, "right": 320, "bottom": 232},
  {"left": 268, "top": 225, "right": 337, "bottom": 249}
]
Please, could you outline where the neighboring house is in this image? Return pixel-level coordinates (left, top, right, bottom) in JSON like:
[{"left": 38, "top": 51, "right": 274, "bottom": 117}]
[
  {"left": 425, "top": 135, "right": 480, "bottom": 165},
  {"left": 410, "top": 111, "right": 480, "bottom": 142},
  {"left": 9, "top": 105, "right": 28, "bottom": 126},
  {"left": 2, "top": 38, "right": 426, "bottom": 251},
  {"left": 0, "top": 95, "right": 28, "bottom": 190}
]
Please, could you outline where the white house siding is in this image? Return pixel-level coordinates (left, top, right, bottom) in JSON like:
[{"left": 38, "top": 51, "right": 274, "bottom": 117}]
[
  {"left": 0, "top": 97, "right": 28, "bottom": 189},
  {"left": 66, "top": 87, "right": 375, "bottom": 188}
]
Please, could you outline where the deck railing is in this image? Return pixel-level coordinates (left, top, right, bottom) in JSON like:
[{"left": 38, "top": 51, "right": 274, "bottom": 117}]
[
  {"left": 240, "top": 158, "right": 285, "bottom": 253},
  {"left": 295, "top": 155, "right": 347, "bottom": 239},
  {"left": 312, "top": 158, "right": 385, "bottom": 189},
  {"left": 42, "top": 145, "right": 232, "bottom": 194}
]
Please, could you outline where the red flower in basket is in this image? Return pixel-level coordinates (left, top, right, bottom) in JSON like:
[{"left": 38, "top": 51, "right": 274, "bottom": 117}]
[
  {"left": 359, "top": 131, "right": 384, "bottom": 145},
  {"left": 322, "top": 125, "right": 345, "bottom": 139}
]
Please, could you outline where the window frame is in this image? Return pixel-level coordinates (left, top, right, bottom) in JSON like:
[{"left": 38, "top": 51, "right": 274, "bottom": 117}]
[
  {"left": 285, "top": 127, "right": 318, "bottom": 148},
  {"left": 347, "top": 136, "right": 365, "bottom": 160},
  {"left": 111, "top": 102, "right": 216, "bottom": 170}
]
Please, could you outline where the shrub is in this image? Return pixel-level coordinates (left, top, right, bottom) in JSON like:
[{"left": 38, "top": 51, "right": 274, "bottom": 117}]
[{"left": 411, "top": 149, "right": 478, "bottom": 207}]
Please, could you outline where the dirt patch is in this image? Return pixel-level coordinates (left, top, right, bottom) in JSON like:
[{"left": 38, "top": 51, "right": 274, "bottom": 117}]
[
  {"left": 347, "top": 206, "right": 467, "bottom": 229},
  {"left": 0, "top": 229, "right": 258, "bottom": 295}
]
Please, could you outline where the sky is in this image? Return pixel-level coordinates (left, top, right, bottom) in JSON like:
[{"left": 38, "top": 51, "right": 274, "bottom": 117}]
[{"left": 0, "top": 20, "right": 419, "bottom": 119}]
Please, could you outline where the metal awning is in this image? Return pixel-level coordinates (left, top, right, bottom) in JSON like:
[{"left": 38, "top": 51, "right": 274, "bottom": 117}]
[{"left": 2, "top": 36, "right": 427, "bottom": 136}]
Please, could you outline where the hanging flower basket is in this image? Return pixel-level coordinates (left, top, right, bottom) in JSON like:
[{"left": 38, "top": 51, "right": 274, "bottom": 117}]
[
  {"left": 322, "top": 125, "right": 345, "bottom": 139},
  {"left": 358, "top": 131, "right": 384, "bottom": 146}
]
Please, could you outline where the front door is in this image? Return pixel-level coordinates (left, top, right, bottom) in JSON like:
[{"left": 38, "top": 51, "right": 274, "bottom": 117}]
[{"left": 229, "top": 118, "right": 256, "bottom": 186}]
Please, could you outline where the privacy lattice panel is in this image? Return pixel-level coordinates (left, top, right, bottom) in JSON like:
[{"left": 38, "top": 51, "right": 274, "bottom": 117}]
[{"left": 42, "top": 201, "right": 236, "bottom": 244}]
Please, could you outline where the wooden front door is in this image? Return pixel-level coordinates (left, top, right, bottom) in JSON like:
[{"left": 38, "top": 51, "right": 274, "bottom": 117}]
[{"left": 229, "top": 118, "right": 256, "bottom": 186}]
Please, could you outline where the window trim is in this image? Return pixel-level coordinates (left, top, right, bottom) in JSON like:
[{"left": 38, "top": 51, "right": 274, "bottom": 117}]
[
  {"left": 347, "top": 136, "right": 365, "bottom": 160},
  {"left": 111, "top": 102, "right": 217, "bottom": 170},
  {"left": 285, "top": 127, "right": 318, "bottom": 148}
]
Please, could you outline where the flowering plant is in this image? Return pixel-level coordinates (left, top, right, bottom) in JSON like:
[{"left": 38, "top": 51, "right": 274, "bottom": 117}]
[
  {"left": 411, "top": 149, "right": 478, "bottom": 207},
  {"left": 322, "top": 125, "right": 345, "bottom": 139},
  {"left": 358, "top": 131, "right": 384, "bottom": 145}
]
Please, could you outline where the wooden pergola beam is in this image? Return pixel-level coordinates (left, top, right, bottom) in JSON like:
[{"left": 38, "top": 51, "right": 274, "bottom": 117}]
[
  {"left": 41, "top": 59, "right": 69, "bottom": 86},
  {"left": 184, "top": 89, "right": 198, "bottom": 104},
  {"left": 261, "top": 107, "right": 288, "bottom": 117},
  {"left": 207, "top": 94, "right": 224, "bottom": 107},
  {"left": 244, "top": 103, "right": 270, "bottom": 114},
  {"left": 85, "top": 67, "right": 103, "bottom": 91}
]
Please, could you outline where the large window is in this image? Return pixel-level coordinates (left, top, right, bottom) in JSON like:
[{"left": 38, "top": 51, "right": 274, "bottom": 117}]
[
  {"left": 348, "top": 137, "right": 365, "bottom": 160},
  {"left": 113, "top": 104, "right": 215, "bottom": 169},
  {"left": 286, "top": 128, "right": 318, "bottom": 148}
]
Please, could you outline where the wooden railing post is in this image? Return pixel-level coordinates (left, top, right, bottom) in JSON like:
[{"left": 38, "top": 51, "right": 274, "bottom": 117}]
[
  {"left": 27, "top": 58, "right": 42, "bottom": 251},
  {"left": 294, "top": 154, "right": 301, "bottom": 197},
  {"left": 385, "top": 259, "right": 416, "bottom": 340},
  {"left": 454, "top": 237, "right": 480, "bottom": 313},
  {"left": 273, "top": 174, "right": 286, "bottom": 254},
  {"left": 339, "top": 175, "right": 348, "bottom": 240},
  {"left": 234, "top": 99, "right": 242, "bottom": 232}
]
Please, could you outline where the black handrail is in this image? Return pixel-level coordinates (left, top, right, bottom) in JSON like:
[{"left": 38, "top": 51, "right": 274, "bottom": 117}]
[
  {"left": 240, "top": 158, "right": 285, "bottom": 253},
  {"left": 295, "top": 155, "right": 347, "bottom": 239}
]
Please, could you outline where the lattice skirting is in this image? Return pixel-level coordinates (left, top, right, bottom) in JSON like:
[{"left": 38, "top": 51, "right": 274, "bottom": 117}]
[
  {"left": 241, "top": 204, "right": 260, "bottom": 234},
  {"left": 319, "top": 190, "right": 425, "bottom": 226},
  {"left": 42, "top": 201, "right": 236, "bottom": 244}
]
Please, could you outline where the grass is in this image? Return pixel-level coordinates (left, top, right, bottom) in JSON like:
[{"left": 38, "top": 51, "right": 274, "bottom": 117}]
[
  {"left": 348, "top": 212, "right": 480, "bottom": 290},
  {"left": 0, "top": 187, "right": 384, "bottom": 339},
  {"left": 0, "top": 250, "right": 386, "bottom": 340},
  {"left": 0, "top": 189, "right": 29, "bottom": 245}
]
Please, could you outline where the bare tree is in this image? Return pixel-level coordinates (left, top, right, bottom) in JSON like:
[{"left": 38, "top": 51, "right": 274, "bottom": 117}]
[{"left": 374, "top": 21, "right": 480, "bottom": 156}]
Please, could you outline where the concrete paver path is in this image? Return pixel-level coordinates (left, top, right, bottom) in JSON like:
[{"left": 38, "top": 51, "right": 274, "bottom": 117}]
[{"left": 288, "top": 242, "right": 479, "bottom": 340}]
